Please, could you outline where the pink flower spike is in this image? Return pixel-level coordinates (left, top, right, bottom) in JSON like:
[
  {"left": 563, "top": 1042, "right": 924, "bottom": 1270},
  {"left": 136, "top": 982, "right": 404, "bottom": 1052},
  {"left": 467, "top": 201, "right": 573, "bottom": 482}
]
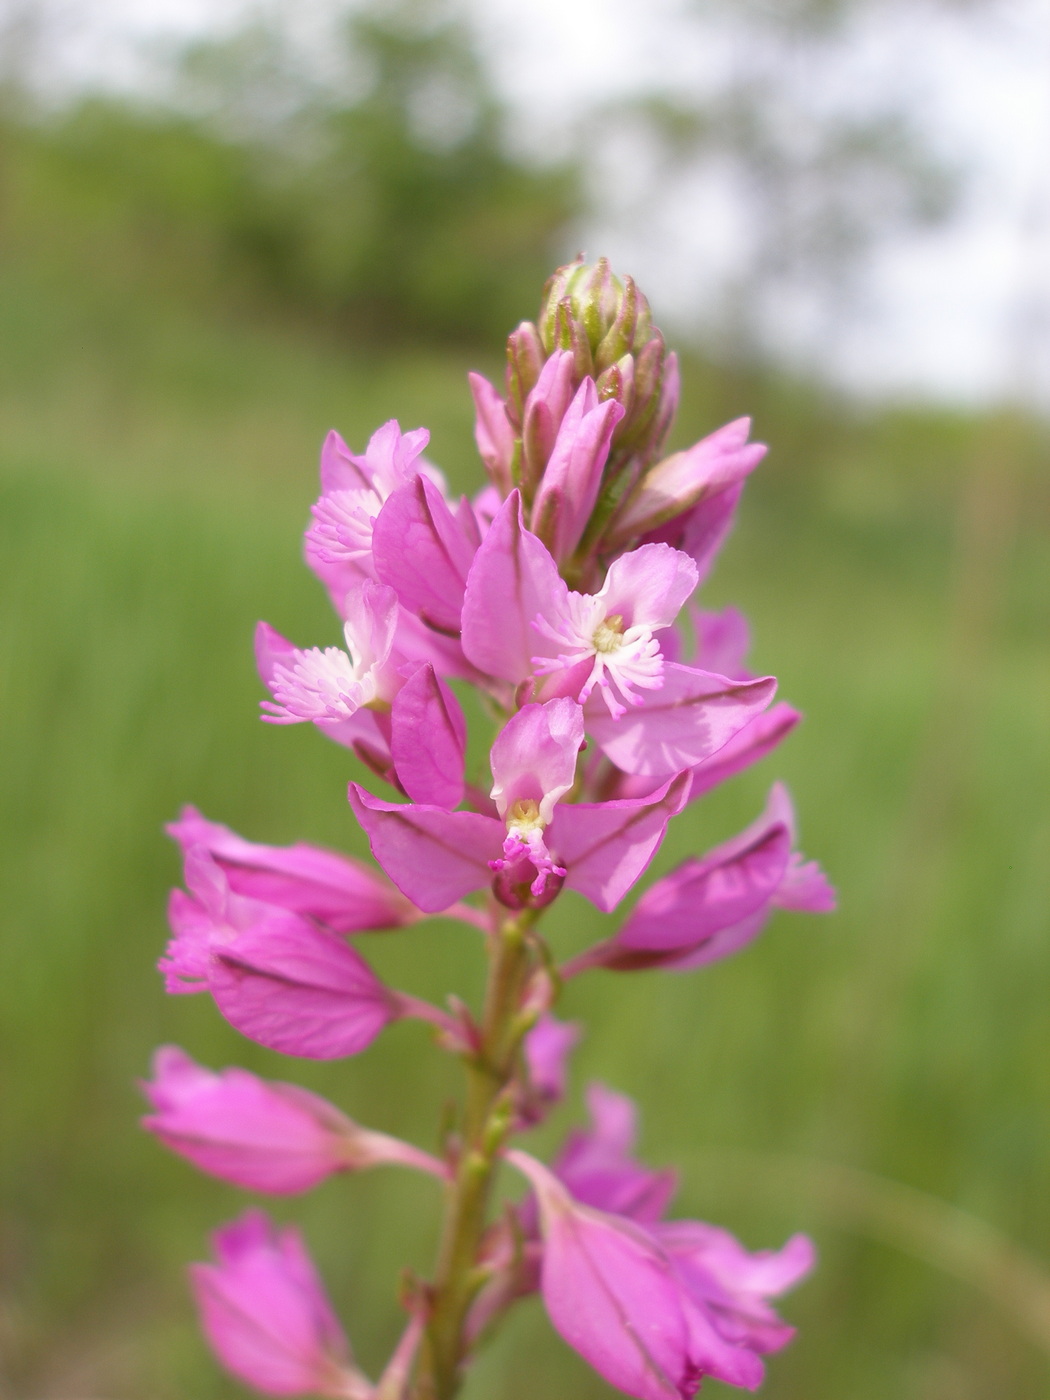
[
  {"left": 189, "top": 1209, "right": 368, "bottom": 1398},
  {"left": 588, "top": 665, "right": 777, "bottom": 778},
  {"left": 505, "top": 1149, "right": 701, "bottom": 1400},
  {"left": 166, "top": 807, "right": 417, "bottom": 933},
  {"left": 548, "top": 772, "right": 689, "bottom": 912},
  {"left": 372, "top": 474, "right": 479, "bottom": 634},
  {"left": 142, "top": 1046, "right": 447, "bottom": 1192},
  {"left": 461, "top": 490, "right": 564, "bottom": 684},
  {"left": 348, "top": 784, "right": 503, "bottom": 912},
  {"left": 469, "top": 371, "right": 515, "bottom": 496},
  {"left": 531, "top": 379, "right": 625, "bottom": 562},
  {"left": 608, "top": 417, "right": 767, "bottom": 545},
  {"left": 389, "top": 663, "right": 466, "bottom": 809}
]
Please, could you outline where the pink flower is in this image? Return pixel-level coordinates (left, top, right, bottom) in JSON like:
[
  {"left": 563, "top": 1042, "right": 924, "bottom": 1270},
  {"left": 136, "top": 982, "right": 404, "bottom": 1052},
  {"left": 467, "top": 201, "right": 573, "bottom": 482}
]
[
  {"left": 568, "top": 783, "right": 835, "bottom": 975},
  {"left": 189, "top": 1209, "right": 368, "bottom": 1397},
  {"left": 349, "top": 699, "right": 689, "bottom": 913},
  {"left": 166, "top": 807, "right": 417, "bottom": 934},
  {"left": 303, "top": 421, "right": 434, "bottom": 607},
  {"left": 653, "top": 1222, "right": 815, "bottom": 1357},
  {"left": 519, "top": 1013, "right": 582, "bottom": 1123},
  {"left": 507, "top": 1150, "right": 770, "bottom": 1397},
  {"left": 142, "top": 1046, "right": 446, "bottom": 1193},
  {"left": 531, "top": 544, "right": 698, "bottom": 717},
  {"left": 259, "top": 581, "right": 400, "bottom": 727},
  {"left": 160, "top": 848, "right": 405, "bottom": 1058},
  {"left": 606, "top": 417, "right": 767, "bottom": 547},
  {"left": 460, "top": 493, "right": 776, "bottom": 775},
  {"left": 553, "top": 1083, "right": 677, "bottom": 1224}
]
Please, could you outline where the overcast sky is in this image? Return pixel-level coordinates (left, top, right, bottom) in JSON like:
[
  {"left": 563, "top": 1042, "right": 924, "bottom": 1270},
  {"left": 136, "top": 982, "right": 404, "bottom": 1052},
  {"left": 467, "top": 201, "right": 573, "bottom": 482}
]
[{"left": 34, "top": 0, "right": 1050, "bottom": 408}]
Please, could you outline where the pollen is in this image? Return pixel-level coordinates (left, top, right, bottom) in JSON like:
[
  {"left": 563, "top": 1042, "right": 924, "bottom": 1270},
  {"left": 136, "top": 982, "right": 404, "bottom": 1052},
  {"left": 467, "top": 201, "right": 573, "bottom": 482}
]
[{"left": 591, "top": 614, "right": 626, "bottom": 654}]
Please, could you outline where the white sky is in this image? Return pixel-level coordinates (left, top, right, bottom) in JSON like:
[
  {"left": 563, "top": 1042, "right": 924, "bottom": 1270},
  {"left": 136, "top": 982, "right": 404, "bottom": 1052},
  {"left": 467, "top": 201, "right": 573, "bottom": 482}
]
[{"left": 30, "top": 0, "right": 1050, "bottom": 408}]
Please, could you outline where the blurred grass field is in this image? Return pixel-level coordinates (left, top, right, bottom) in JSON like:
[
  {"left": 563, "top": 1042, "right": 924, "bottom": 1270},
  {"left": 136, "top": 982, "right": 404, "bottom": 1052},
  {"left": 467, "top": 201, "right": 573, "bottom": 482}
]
[{"left": 1, "top": 245, "right": 1049, "bottom": 1400}]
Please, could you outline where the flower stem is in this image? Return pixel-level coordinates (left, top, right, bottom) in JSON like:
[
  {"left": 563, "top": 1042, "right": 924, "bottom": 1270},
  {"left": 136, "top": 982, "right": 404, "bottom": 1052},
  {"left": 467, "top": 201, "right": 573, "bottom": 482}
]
[{"left": 413, "top": 909, "right": 537, "bottom": 1400}]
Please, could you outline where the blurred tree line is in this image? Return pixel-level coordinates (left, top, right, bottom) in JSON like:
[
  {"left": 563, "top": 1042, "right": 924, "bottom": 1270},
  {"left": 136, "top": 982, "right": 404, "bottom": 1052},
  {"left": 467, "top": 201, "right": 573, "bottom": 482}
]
[
  {"left": 0, "top": 1, "right": 581, "bottom": 346},
  {"left": 0, "top": 0, "right": 997, "bottom": 363}
]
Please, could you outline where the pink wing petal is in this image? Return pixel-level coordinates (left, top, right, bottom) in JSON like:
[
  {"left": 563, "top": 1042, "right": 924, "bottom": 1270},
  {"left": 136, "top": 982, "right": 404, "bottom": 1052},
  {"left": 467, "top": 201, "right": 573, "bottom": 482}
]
[
  {"left": 686, "top": 703, "right": 801, "bottom": 800},
  {"left": 616, "top": 822, "right": 791, "bottom": 955},
  {"left": 373, "top": 475, "right": 478, "bottom": 634},
  {"left": 390, "top": 663, "right": 466, "bottom": 810},
  {"left": 550, "top": 773, "right": 689, "bottom": 912},
  {"left": 209, "top": 914, "right": 397, "bottom": 1059},
  {"left": 589, "top": 665, "right": 777, "bottom": 778},
  {"left": 461, "top": 491, "right": 565, "bottom": 683},
  {"left": 348, "top": 784, "right": 502, "bottom": 912}
]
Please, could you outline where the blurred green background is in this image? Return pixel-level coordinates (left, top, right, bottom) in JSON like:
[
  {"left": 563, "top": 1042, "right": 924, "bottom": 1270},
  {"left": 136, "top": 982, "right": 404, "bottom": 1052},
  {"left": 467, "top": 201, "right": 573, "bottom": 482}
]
[{"left": 1, "top": 3, "right": 1048, "bottom": 1397}]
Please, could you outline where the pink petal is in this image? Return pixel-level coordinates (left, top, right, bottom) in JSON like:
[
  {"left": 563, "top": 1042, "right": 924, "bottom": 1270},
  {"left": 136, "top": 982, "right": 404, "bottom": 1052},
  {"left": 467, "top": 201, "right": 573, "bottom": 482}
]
[
  {"left": 348, "top": 784, "right": 502, "bottom": 912},
  {"left": 372, "top": 475, "right": 478, "bottom": 634},
  {"left": 601, "top": 544, "right": 699, "bottom": 631},
  {"left": 686, "top": 703, "right": 801, "bottom": 800},
  {"left": 390, "top": 663, "right": 466, "bottom": 809},
  {"left": 461, "top": 491, "right": 565, "bottom": 683},
  {"left": 610, "top": 417, "right": 766, "bottom": 543},
  {"left": 589, "top": 665, "right": 777, "bottom": 778},
  {"left": 522, "top": 1014, "right": 581, "bottom": 1111},
  {"left": 689, "top": 606, "right": 751, "bottom": 678},
  {"left": 550, "top": 773, "right": 689, "bottom": 912},
  {"left": 531, "top": 382, "right": 624, "bottom": 561},
  {"left": 166, "top": 807, "right": 415, "bottom": 933},
  {"left": 489, "top": 699, "right": 585, "bottom": 823},
  {"left": 469, "top": 371, "right": 515, "bottom": 496},
  {"left": 615, "top": 823, "right": 791, "bottom": 956},
  {"left": 507, "top": 1151, "right": 692, "bottom": 1400},
  {"left": 209, "top": 913, "right": 399, "bottom": 1059},
  {"left": 142, "top": 1047, "right": 354, "bottom": 1193},
  {"left": 190, "top": 1210, "right": 357, "bottom": 1396},
  {"left": 554, "top": 1084, "right": 678, "bottom": 1224}
]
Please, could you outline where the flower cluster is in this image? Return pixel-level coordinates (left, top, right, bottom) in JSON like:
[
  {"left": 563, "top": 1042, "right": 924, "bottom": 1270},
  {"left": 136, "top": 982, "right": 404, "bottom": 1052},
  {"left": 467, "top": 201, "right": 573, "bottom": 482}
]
[{"left": 148, "top": 258, "right": 834, "bottom": 1400}]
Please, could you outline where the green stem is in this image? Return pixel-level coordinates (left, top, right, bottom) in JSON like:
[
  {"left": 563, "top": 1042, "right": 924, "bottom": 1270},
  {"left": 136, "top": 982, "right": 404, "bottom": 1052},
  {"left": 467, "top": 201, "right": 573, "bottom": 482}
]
[{"left": 413, "top": 909, "right": 537, "bottom": 1400}]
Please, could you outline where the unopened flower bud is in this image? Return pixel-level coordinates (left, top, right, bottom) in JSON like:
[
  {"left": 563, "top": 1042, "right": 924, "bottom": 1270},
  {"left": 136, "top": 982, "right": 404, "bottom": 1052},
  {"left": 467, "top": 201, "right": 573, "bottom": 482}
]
[
  {"left": 535, "top": 258, "right": 677, "bottom": 492},
  {"left": 504, "top": 322, "right": 545, "bottom": 431}
]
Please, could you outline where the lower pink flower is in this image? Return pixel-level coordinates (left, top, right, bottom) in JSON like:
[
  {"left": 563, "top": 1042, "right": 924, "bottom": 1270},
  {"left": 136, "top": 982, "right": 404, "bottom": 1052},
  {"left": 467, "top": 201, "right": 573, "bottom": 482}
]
[
  {"left": 189, "top": 1210, "right": 369, "bottom": 1398},
  {"left": 507, "top": 1149, "right": 811, "bottom": 1398}
]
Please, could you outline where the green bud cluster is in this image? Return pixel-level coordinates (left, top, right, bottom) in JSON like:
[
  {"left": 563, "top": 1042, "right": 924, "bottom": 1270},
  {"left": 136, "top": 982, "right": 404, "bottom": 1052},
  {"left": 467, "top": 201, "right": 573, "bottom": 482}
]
[{"left": 504, "top": 257, "right": 678, "bottom": 476}]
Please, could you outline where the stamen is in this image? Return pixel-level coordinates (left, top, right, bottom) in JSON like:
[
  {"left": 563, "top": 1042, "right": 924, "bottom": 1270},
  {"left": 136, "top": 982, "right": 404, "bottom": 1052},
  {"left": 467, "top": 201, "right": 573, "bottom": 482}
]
[{"left": 591, "top": 614, "right": 625, "bottom": 653}]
